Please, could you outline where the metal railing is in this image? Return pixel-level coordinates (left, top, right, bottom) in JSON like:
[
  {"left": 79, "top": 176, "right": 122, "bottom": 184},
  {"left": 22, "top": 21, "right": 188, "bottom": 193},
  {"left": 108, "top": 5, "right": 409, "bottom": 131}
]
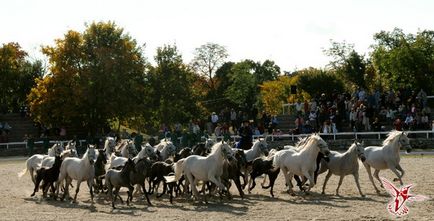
[
  {"left": 1, "top": 130, "right": 433, "bottom": 150},
  {"left": 194, "top": 130, "right": 434, "bottom": 142},
  {"left": 0, "top": 140, "right": 87, "bottom": 150}
]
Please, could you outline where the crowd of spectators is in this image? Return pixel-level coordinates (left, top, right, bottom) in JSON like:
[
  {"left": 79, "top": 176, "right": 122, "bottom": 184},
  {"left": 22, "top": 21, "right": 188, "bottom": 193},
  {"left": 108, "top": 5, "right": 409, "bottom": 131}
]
[{"left": 290, "top": 88, "right": 432, "bottom": 134}]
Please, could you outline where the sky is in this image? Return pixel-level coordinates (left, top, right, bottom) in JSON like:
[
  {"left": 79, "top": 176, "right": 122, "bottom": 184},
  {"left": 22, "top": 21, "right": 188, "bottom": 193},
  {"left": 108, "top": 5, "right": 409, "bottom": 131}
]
[{"left": 1, "top": 0, "right": 433, "bottom": 72}]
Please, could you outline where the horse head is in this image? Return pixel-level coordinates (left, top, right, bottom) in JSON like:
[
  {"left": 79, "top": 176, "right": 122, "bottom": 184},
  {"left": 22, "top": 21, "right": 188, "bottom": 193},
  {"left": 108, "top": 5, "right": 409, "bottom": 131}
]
[
  {"left": 313, "top": 134, "right": 330, "bottom": 156},
  {"left": 87, "top": 145, "right": 97, "bottom": 165},
  {"left": 220, "top": 142, "right": 235, "bottom": 161},
  {"left": 125, "top": 158, "right": 136, "bottom": 173},
  {"left": 258, "top": 139, "right": 269, "bottom": 156},
  {"left": 141, "top": 143, "right": 157, "bottom": 160},
  {"left": 97, "top": 149, "right": 107, "bottom": 164},
  {"left": 353, "top": 140, "right": 366, "bottom": 162},
  {"left": 400, "top": 131, "right": 412, "bottom": 153}
]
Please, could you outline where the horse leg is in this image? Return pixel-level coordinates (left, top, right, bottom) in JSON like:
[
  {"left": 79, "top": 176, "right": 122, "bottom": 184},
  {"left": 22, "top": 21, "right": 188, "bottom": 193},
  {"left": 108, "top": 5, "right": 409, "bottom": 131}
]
[
  {"left": 353, "top": 172, "right": 365, "bottom": 197},
  {"left": 336, "top": 175, "right": 345, "bottom": 196},
  {"left": 141, "top": 184, "right": 152, "bottom": 206},
  {"left": 73, "top": 180, "right": 82, "bottom": 203},
  {"left": 31, "top": 175, "right": 42, "bottom": 197},
  {"left": 304, "top": 171, "right": 315, "bottom": 193},
  {"left": 286, "top": 172, "right": 295, "bottom": 195},
  {"left": 268, "top": 169, "right": 280, "bottom": 198},
  {"left": 186, "top": 173, "right": 199, "bottom": 200},
  {"left": 87, "top": 179, "right": 94, "bottom": 202},
  {"left": 261, "top": 174, "right": 268, "bottom": 187},
  {"left": 373, "top": 169, "right": 383, "bottom": 188},
  {"left": 234, "top": 175, "right": 245, "bottom": 199},
  {"left": 249, "top": 173, "right": 257, "bottom": 192},
  {"left": 242, "top": 167, "right": 248, "bottom": 189},
  {"left": 63, "top": 177, "right": 72, "bottom": 201},
  {"left": 157, "top": 181, "right": 167, "bottom": 198},
  {"left": 293, "top": 175, "right": 304, "bottom": 191},
  {"left": 393, "top": 164, "right": 405, "bottom": 185},
  {"left": 364, "top": 163, "right": 380, "bottom": 194},
  {"left": 389, "top": 166, "right": 403, "bottom": 185},
  {"left": 321, "top": 171, "right": 332, "bottom": 194}
]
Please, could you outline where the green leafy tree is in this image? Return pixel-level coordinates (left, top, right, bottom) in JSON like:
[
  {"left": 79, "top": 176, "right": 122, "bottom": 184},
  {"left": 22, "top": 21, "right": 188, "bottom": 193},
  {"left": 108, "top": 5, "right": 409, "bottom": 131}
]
[
  {"left": 297, "top": 67, "right": 345, "bottom": 97},
  {"left": 28, "top": 21, "right": 147, "bottom": 134},
  {"left": 225, "top": 60, "right": 256, "bottom": 111},
  {"left": 0, "top": 42, "right": 43, "bottom": 113},
  {"left": 145, "top": 44, "right": 200, "bottom": 132},
  {"left": 324, "top": 41, "right": 367, "bottom": 90},
  {"left": 372, "top": 28, "right": 434, "bottom": 93}
]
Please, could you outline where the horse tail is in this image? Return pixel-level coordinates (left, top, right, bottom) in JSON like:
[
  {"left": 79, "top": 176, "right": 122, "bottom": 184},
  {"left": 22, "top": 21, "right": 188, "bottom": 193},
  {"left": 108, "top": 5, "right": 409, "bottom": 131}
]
[
  {"left": 174, "top": 158, "right": 185, "bottom": 181},
  {"left": 17, "top": 166, "right": 28, "bottom": 178}
]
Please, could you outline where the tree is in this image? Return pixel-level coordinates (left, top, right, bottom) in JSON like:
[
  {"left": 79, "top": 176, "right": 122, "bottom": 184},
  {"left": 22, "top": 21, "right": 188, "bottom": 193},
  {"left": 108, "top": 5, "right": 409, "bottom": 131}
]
[
  {"left": 372, "top": 28, "right": 434, "bottom": 93},
  {"left": 144, "top": 44, "right": 200, "bottom": 132},
  {"left": 259, "top": 75, "right": 298, "bottom": 115},
  {"left": 253, "top": 59, "right": 281, "bottom": 85},
  {"left": 0, "top": 42, "right": 43, "bottom": 113},
  {"left": 191, "top": 43, "right": 228, "bottom": 91},
  {"left": 324, "top": 40, "right": 367, "bottom": 89},
  {"left": 28, "top": 21, "right": 147, "bottom": 134},
  {"left": 225, "top": 60, "right": 256, "bottom": 111},
  {"left": 297, "top": 68, "right": 345, "bottom": 97}
]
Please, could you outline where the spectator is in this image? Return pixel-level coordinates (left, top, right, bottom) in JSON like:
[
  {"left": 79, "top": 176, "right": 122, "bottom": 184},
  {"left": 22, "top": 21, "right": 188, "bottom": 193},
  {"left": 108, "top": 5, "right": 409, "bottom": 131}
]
[
  {"left": 432, "top": 120, "right": 434, "bottom": 132},
  {"left": 211, "top": 112, "right": 219, "bottom": 130},
  {"left": 417, "top": 89, "right": 428, "bottom": 108},
  {"left": 214, "top": 123, "right": 222, "bottom": 136},
  {"left": 295, "top": 115, "right": 304, "bottom": 133},
  {"left": 421, "top": 113, "right": 429, "bottom": 129},
  {"left": 404, "top": 113, "right": 414, "bottom": 130},
  {"left": 3, "top": 122, "right": 11, "bottom": 135},
  {"left": 237, "top": 120, "right": 253, "bottom": 150},
  {"left": 394, "top": 118, "right": 403, "bottom": 131},
  {"left": 134, "top": 131, "right": 143, "bottom": 152},
  {"left": 372, "top": 117, "right": 382, "bottom": 131},
  {"left": 308, "top": 110, "right": 317, "bottom": 130},
  {"left": 24, "top": 134, "right": 35, "bottom": 156},
  {"left": 322, "top": 120, "right": 332, "bottom": 134},
  {"left": 230, "top": 108, "right": 238, "bottom": 131},
  {"left": 303, "top": 120, "right": 314, "bottom": 134},
  {"left": 295, "top": 100, "right": 303, "bottom": 116}
]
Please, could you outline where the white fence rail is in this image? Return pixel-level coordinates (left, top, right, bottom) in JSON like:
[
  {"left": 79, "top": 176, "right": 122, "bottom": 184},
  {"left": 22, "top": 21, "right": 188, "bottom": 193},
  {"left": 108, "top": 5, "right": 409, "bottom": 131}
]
[
  {"left": 0, "top": 140, "right": 87, "bottom": 150},
  {"left": 1, "top": 130, "right": 433, "bottom": 150}
]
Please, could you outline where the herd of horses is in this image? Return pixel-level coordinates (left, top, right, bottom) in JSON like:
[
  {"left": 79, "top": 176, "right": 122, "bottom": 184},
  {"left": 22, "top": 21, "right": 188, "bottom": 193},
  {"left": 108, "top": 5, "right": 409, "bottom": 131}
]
[{"left": 17, "top": 130, "right": 412, "bottom": 209}]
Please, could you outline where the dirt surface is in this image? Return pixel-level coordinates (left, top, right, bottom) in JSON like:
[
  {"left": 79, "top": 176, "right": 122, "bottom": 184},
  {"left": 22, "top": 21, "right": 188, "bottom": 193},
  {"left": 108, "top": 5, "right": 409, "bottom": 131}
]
[{"left": 0, "top": 155, "right": 433, "bottom": 221}]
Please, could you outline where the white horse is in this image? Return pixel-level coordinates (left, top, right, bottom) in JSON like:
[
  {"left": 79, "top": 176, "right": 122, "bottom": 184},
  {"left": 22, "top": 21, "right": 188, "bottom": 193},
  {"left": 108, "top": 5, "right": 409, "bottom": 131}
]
[
  {"left": 41, "top": 148, "right": 78, "bottom": 168},
  {"left": 320, "top": 141, "right": 366, "bottom": 197},
  {"left": 56, "top": 145, "right": 97, "bottom": 202},
  {"left": 132, "top": 143, "right": 157, "bottom": 163},
  {"left": 116, "top": 139, "right": 137, "bottom": 158},
  {"left": 104, "top": 137, "right": 117, "bottom": 159},
  {"left": 154, "top": 139, "right": 177, "bottom": 161},
  {"left": 240, "top": 139, "right": 269, "bottom": 190},
  {"left": 363, "top": 131, "right": 412, "bottom": 194},
  {"left": 65, "top": 140, "right": 77, "bottom": 151},
  {"left": 174, "top": 141, "right": 234, "bottom": 202},
  {"left": 18, "top": 142, "right": 65, "bottom": 184},
  {"left": 273, "top": 134, "right": 330, "bottom": 194}
]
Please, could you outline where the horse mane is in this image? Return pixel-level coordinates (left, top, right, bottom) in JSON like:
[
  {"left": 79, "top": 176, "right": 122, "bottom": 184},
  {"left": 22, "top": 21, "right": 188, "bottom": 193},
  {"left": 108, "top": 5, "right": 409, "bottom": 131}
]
[
  {"left": 382, "top": 130, "right": 402, "bottom": 146},
  {"left": 297, "top": 134, "right": 322, "bottom": 152},
  {"left": 208, "top": 142, "right": 223, "bottom": 156}
]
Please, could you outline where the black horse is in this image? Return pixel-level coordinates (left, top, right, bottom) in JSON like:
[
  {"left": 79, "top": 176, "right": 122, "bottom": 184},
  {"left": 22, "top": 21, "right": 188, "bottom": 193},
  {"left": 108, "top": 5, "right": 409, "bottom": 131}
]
[
  {"left": 31, "top": 155, "right": 63, "bottom": 197},
  {"left": 249, "top": 157, "right": 280, "bottom": 197},
  {"left": 221, "top": 149, "right": 247, "bottom": 199},
  {"left": 94, "top": 149, "right": 107, "bottom": 193}
]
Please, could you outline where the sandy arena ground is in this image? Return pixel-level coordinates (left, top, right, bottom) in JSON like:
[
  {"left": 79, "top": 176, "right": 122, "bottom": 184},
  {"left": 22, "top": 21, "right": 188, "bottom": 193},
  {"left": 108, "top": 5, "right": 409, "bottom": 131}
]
[{"left": 0, "top": 155, "right": 433, "bottom": 221}]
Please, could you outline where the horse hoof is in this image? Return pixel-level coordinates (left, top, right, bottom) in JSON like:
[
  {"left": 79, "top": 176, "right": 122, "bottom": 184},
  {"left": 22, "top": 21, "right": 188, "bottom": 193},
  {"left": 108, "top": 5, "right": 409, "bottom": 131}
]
[
  {"left": 321, "top": 191, "right": 325, "bottom": 195},
  {"left": 393, "top": 178, "right": 399, "bottom": 182},
  {"left": 361, "top": 195, "right": 366, "bottom": 198}
]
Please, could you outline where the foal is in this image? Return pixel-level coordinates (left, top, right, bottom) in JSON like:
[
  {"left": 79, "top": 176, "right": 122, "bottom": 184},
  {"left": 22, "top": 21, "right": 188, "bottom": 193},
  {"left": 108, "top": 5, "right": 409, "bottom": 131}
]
[
  {"left": 105, "top": 158, "right": 136, "bottom": 209},
  {"left": 249, "top": 157, "right": 280, "bottom": 198},
  {"left": 31, "top": 156, "right": 63, "bottom": 197},
  {"left": 94, "top": 149, "right": 107, "bottom": 193}
]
